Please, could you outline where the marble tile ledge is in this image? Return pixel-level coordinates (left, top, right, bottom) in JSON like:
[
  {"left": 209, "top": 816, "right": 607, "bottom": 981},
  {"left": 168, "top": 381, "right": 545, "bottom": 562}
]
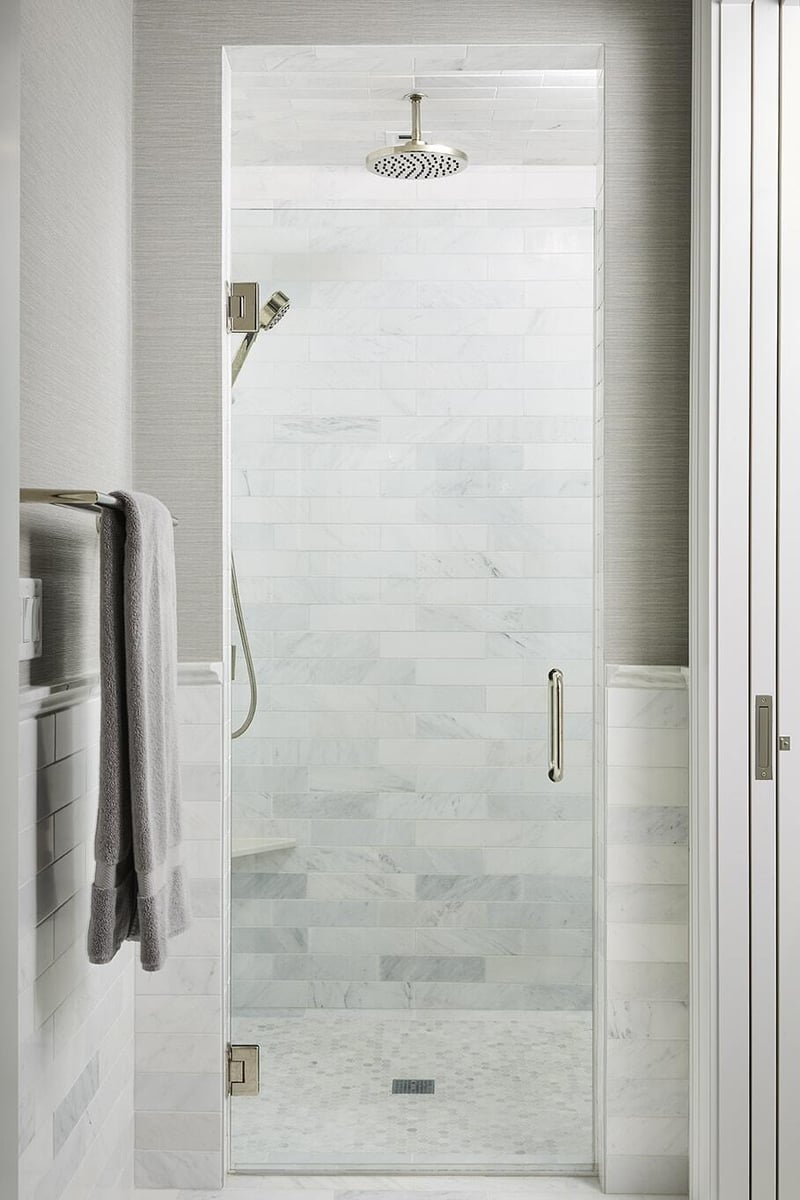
[
  {"left": 132, "top": 1176, "right": 688, "bottom": 1200},
  {"left": 605, "top": 666, "right": 688, "bottom": 690}
]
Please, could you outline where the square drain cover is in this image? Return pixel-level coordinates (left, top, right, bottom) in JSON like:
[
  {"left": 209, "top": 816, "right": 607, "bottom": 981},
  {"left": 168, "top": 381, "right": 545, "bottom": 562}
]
[{"left": 392, "top": 1079, "right": 434, "bottom": 1094}]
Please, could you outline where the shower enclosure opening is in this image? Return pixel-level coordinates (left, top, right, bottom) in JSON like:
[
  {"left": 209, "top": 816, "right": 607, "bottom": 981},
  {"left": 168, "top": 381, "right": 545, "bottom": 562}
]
[{"left": 227, "top": 41, "right": 603, "bottom": 1174}]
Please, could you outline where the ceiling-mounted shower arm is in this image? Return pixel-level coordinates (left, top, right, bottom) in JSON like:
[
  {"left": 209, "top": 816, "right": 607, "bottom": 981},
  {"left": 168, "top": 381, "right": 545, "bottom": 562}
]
[{"left": 407, "top": 92, "right": 425, "bottom": 145}]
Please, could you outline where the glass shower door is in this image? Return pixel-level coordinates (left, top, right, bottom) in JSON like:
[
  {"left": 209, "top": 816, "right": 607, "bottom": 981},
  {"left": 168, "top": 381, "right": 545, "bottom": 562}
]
[{"left": 229, "top": 205, "right": 596, "bottom": 1171}]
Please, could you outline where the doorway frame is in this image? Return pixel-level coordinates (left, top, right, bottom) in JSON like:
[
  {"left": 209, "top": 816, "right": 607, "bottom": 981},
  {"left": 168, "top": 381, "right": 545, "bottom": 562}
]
[{"left": 0, "top": 1, "right": 757, "bottom": 1195}]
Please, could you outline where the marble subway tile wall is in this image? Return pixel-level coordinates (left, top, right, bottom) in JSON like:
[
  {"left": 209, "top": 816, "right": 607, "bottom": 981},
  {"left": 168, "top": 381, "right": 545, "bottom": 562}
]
[
  {"left": 133, "top": 666, "right": 225, "bottom": 1190},
  {"left": 230, "top": 201, "right": 595, "bottom": 1014},
  {"left": 603, "top": 666, "right": 689, "bottom": 1196},
  {"left": 18, "top": 692, "right": 134, "bottom": 1200}
]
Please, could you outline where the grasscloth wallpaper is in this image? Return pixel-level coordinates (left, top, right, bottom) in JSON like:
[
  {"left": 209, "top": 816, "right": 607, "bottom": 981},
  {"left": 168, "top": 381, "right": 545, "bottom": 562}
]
[
  {"left": 133, "top": 0, "right": 691, "bottom": 667},
  {"left": 18, "top": 3, "right": 135, "bottom": 1197},
  {"left": 19, "top": 0, "right": 133, "bottom": 686}
]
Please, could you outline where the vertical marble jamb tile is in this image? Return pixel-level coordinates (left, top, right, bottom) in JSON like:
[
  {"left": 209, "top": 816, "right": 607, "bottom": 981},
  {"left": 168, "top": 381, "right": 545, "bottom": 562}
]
[
  {"left": 134, "top": 667, "right": 225, "bottom": 1191},
  {"left": 603, "top": 666, "right": 689, "bottom": 1194}
]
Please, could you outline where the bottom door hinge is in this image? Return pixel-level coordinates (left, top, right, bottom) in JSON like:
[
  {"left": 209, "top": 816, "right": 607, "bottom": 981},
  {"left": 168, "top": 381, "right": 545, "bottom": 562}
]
[{"left": 227, "top": 1043, "right": 260, "bottom": 1096}]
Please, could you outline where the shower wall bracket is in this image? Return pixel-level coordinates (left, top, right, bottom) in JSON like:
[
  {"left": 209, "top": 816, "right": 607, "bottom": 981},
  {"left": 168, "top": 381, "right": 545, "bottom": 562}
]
[{"left": 228, "top": 282, "right": 260, "bottom": 333}]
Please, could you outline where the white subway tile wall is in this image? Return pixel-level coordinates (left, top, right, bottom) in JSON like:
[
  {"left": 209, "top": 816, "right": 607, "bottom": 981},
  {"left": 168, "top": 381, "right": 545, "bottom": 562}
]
[
  {"left": 18, "top": 693, "right": 134, "bottom": 1200},
  {"left": 230, "top": 203, "right": 595, "bottom": 1015},
  {"left": 133, "top": 669, "right": 226, "bottom": 1190},
  {"left": 602, "top": 667, "right": 689, "bottom": 1197}
]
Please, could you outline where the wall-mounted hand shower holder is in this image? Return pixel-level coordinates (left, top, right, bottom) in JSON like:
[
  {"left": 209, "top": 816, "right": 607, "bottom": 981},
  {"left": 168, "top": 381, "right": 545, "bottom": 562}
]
[
  {"left": 228, "top": 282, "right": 291, "bottom": 738},
  {"left": 229, "top": 284, "right": 291, "bottom": 388}
]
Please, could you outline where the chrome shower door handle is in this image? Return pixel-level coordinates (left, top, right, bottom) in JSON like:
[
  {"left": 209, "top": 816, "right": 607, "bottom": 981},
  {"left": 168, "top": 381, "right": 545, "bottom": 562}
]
[{"left": 548, "top": 668, "right": 564, "bottom": 783}]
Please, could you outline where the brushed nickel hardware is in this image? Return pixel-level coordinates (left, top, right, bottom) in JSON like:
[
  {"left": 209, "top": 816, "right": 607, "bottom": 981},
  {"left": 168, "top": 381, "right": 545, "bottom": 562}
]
[
  {"left": 19, "top": 489, "right": 177, "bottom": 526},
  {"left": 548, "top": 668, "right": 564, "bottom": 783},
  {"left": 755, "top": 695, "right": 773, "bottom": 779},
  {"left": 779, "top": 736, "right": 791, "bottom": 751},
  {"left": 230, "top": 287, "right": 291, "bottom": 388},
  {"left": 228, "top": 286, "right": 291, "bottom": 739},
  {"left": 366, "top": 92, "right": 468, "bottom": 180},
  {"left": 228, "top": 1043, "right": 260, "bottom": 1096},
  {"left": 228, "top": 282, "right": 260, "bottom": 333}
]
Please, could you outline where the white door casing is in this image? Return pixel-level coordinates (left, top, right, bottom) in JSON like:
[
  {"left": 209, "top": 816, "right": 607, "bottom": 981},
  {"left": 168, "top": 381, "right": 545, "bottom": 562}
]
[{"left": 777, "top": 1, "right": 800, "bottom": 1193}]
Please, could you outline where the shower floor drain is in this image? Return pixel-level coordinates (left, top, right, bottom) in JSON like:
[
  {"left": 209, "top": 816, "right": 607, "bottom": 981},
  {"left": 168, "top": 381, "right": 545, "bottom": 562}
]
[{"left": 392, "top": 1079, "right": 435, "bottom": 1095}]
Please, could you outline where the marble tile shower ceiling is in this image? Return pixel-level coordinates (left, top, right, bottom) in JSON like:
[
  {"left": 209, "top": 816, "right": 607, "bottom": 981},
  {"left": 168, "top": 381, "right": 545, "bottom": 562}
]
[
  {"left": 230, "top": 204, "right": 595, "bottom": 1015},
  {"left": 229, "top": 44, "right": 603, "bottom": 169}
]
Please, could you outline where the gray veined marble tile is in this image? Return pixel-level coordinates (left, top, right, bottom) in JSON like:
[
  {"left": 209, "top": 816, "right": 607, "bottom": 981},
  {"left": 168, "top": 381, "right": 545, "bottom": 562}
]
[
  {"left": 606, "top": 764, "right": 689, "bottom": 807},
  {"left": 603, "top": 1153, "right": 689, "bottom": 1196},
  {"left": 415, "top": 875, "right": 521, "bottom": 902},
  {"left": 522, "top": 873, "right": 592, "bottom": 902},
  {"left": 606, "top": 685, "right": 689, "bottom": 729},
  {"left": 607, "top": 999, "right": 689, "bottom": 1041},
  {"left": 389, "top": 848, "right": 485, "bottom": 875},
  {"left": 485, "top": 955, "right": 591, "bottom": 985},
  {"left": 133, "top": 1148, "right": 223, "bottom": 1190},
  {"left": 606, "top": 883, "right": 689, "bottom": 925},
  {"left": 308, "top": 981, "right": 413, "bottom": 1010},
  {"left": 606, "top": 1038, "right": 689, "bottom": 1081},
  {"left": 272, "top": 792, "right": 379, "bottom": 818},
  {"left": 53, "top": 1053, "right": 99, "bottom": 1152},
  {"left": 376, "top": 792, "right": 488, "bottom": 819},
  {"left": 607, "top": 806, "right": 689, "bottom": 846},
  {"left": 486, "top": 793, "right": 592, "bottom": 821},
  {"left": 606, "top": 1075, "right": 689, "bottom": 1118},
  {"left": 379, "top": 955, "right": 485, "bottom": 983},
  {"left": 307, "top": 873, "right": 415, "bottom": 900},
  {"left": 270, "top": 658, "right": 415, "bottom": 686},
  {"left": 134, "top": 1111, "right": 221, "bottom": 1153},
  {"left": 271, "top": 900, "right": 379, "bottom": 928},
  {"left": 381, "top": 900, "right": 489, "bottom": 929},
  {"left": 231, "top": 873, "right": 308, "bottom": 900},
  {"left": 606, "top": 845, "right": 688, "bottom": 886},
  {"left": 232, "top": 927, "right": 307, "bottom": 954},
  {"left": 269, "top": 954, "right": 380, "bottom": 982},
  {"left": 309, "top": 927, "right": 416, "bottom": 955},
  {"left": 414, "top": 927, "right": 526, "bottom": 956},
  {"left": 487, "top": 901, "right": 593, "bottom": 930}
]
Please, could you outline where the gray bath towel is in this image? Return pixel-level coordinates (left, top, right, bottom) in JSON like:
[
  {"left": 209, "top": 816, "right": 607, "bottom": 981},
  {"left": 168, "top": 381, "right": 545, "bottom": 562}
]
[{"left": 88, "top": 490, "right": 190, "bottom": 971}]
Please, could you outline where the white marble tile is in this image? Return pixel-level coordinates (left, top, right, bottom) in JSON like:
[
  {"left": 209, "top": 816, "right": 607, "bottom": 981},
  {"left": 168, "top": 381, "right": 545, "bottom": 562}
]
[
  {"left": 606, "top": 847, "right": 688, "bottom": 887},
  {"left": 607, "top": 923, "right": 688, "bottom": 964}
]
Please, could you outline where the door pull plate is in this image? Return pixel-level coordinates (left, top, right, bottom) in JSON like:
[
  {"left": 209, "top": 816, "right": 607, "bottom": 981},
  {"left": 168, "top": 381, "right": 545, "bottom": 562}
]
[{"left": 755, "top": 695, "right": 773, "bottom": 780}]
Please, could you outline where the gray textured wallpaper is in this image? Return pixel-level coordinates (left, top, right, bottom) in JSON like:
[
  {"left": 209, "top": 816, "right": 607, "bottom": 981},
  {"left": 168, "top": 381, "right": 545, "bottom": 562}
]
[
  {"left": 19, "top": 0, "right": 133, "bottom": 686},
  {"left": 133, "top": 0, "right": 690, "bottom": 666}
]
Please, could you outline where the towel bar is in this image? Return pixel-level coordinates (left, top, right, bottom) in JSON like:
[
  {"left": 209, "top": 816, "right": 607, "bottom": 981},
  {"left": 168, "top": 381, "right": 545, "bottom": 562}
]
[{"left": 20, "top": 489, "right": 178, "bottom": 527}]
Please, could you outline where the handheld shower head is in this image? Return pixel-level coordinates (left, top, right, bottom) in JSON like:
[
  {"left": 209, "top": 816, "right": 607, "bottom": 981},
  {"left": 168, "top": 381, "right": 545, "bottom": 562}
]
[
  {"left": 261, "top": 290, "right": 291, "bottom": 331},
  {"left": 231, "top": 287, "right": 291, "bottom": 388}
]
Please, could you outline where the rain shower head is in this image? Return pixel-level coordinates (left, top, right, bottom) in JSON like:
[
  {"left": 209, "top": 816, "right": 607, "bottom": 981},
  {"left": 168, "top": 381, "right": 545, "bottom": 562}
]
[{"left": 366, "top": 93, "right": 468, "bottom": 181}]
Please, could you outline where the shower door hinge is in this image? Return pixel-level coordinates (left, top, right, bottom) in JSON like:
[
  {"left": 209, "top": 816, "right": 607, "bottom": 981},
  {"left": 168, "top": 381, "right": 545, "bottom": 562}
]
[
  {"left": 227, "top": 1043, "right": 260, "bottom": 1096},
  {"left": 228, "top": 282, "right": 260, "bottom": 333}
]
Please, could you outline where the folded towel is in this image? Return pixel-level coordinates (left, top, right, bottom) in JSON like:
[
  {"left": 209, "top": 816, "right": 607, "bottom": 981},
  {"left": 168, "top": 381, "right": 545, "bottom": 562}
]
[{"left": 88, "top": 490, "right": 190, "bottom": 971}]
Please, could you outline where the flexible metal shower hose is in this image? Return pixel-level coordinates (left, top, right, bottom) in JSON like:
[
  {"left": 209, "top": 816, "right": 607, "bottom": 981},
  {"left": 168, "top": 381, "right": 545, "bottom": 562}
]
[{"left": 231, "top": 553, "right": 257, "bottom": 739}]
